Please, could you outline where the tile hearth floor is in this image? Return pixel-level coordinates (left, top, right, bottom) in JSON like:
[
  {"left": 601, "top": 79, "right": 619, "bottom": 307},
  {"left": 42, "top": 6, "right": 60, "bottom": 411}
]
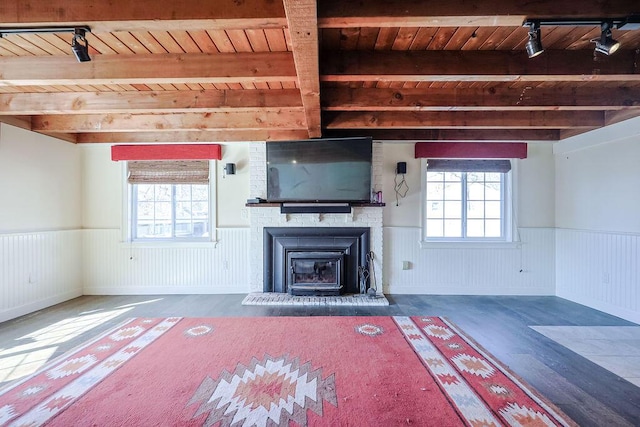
[{"left": 241, "top": 292, "right": 389, "bottom": 306}]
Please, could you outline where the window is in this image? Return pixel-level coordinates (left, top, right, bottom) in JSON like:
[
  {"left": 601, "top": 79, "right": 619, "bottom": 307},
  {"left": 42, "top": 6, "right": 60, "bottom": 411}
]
[
  {"left": 423, "top": 160, "right": 512, "bottom": 242},
  {"left": 132, "top": 184, "right": 209, "bottom": 240},
  {"left": 126, "top": 160, "right": 213, "bottom": 242}
]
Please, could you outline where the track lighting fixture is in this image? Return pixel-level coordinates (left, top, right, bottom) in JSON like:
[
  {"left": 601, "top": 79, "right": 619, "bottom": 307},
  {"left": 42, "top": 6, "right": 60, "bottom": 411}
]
[
  {"left": 71, "top": 28, "right": 91, "bottom": 62},
  {"left": 523, "top": 16, "right": 639, "bottom": 58},
  {"left": 0, "top": 26, "right": 91, "bottom": 63},
  {"left": 593, "top": 21, "right": 620, "bottom": 55},
  {"left": 525, "top": 22, "right": 544, "bottom": 58}
]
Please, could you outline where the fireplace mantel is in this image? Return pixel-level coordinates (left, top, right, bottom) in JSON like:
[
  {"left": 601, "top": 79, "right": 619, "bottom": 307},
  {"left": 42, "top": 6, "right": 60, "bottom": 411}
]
[{"left": 246, "top": 202, "right": 385, "bottom": 208}]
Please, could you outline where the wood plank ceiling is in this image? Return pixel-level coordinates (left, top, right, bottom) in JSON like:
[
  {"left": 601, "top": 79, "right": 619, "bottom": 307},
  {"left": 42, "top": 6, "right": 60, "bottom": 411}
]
[{"left": 0, "top": 0, "right": 639, "bottom": 144}]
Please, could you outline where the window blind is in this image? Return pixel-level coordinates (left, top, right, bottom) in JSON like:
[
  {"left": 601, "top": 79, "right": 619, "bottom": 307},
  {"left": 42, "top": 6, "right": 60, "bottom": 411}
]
[
  {"left": 127, "top": 160, "right": 210, "bottom": 184},
  {"left": 426, "top": 159, "right": 511, "bottom": 173}
]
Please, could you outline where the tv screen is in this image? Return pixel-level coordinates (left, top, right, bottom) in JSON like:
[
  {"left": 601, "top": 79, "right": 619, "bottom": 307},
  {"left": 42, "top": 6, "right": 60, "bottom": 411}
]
[{"left": 266, "top": 137, "right": 372, "bottom": 202}]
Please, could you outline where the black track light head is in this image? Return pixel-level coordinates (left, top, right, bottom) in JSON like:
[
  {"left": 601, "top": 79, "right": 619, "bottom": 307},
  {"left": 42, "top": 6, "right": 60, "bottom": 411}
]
[
  {"left": 71, "top": 28, "right": 91, "bottom": 62},
  {"left": 593, "top": 21, "right": 621, "bottom": 55},
  {"left": 525, "top": 22, "right": 544, "bottom": 58}
]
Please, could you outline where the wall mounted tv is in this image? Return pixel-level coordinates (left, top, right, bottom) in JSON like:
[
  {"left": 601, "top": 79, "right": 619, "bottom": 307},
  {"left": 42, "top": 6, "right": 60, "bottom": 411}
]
[{"left": 266, "top": 137, "right": 373, "bottom": 203}]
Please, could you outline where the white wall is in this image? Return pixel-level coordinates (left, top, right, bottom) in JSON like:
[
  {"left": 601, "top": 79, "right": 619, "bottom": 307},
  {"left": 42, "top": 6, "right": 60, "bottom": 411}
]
[
  {"left": 554, "top": 118, "right": 640, "bottom": 323},
  {"left": 218, "top": 144, "right": 250, "bottom": 228},
  {"left": 5, "top": 117, "right": 639, "bottom": 322},
  {"left": 0, "top": 125, "right": 82, "bottom": 232},
  {"left": 556, "top": 134, "right": 640, "bottom": 233},
  {"left": 379, "top": 142, "right": 556, "bottom": 295},
  {"left": 81, "top": 143, "right": 251, "bottom": 229},
  {"left": 0, "top": 124, "right": 83, "bottom": 322},
  {"left": 80, "top": 143, "right": 251, "bottom": 295},
  {"left": 82, "top": 144, "right": 122, "bottom": 229}
]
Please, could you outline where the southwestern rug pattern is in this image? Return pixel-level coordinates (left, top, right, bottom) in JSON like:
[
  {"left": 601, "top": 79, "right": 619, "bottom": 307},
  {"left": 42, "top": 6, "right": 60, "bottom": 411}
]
[{"left": 0, "top": 316, "right": 575, "bottom": 426}]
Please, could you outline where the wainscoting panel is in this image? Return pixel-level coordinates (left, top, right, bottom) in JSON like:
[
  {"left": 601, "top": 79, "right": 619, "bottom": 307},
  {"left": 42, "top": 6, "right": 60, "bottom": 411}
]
[
  {"left": 383, "top": 227, "right": 555, "bottom": 295},
  {"left": 556, "top": 229, "right": 639, "bottom": 324},
  {"left": 0, "top": 230, "right": 82, "bottom": 322},
  {"left": 82, "top": 229, "right": 250, "bottom": 295}
]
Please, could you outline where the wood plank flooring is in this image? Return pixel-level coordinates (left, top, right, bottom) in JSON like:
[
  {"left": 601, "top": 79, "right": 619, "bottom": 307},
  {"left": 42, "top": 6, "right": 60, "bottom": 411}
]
[{"left": 1, "top": 294, "right": 639, "bottom": 426}]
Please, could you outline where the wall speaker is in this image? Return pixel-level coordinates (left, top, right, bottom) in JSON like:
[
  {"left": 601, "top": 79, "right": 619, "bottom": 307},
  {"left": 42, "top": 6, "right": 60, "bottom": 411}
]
[{"left": 396, "top": 161, "right": 407, "bottom": 174}]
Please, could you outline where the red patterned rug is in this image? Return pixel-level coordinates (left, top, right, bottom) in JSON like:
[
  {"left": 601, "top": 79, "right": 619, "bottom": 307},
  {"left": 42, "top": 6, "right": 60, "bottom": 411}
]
[{"left": 0, "top": 316, "right": 576, "bottom": 426}]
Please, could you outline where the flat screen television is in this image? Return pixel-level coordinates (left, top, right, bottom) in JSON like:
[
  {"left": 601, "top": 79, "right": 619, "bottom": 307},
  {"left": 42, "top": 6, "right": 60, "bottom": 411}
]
[{"left": 266, "top": 137, "right": 372, "bottom": 203}]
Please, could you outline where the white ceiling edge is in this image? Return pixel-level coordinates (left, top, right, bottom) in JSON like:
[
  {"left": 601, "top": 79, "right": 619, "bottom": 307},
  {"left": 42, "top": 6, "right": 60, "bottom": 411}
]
[{"left": 553, "top": 116, "right": 640, "bottom": 155}]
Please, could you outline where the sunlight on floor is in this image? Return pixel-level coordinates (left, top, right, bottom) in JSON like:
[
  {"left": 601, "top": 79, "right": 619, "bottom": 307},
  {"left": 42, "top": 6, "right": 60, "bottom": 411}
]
[
  {"left": 531, "top": 325, "right": 640, "bottom": 388},
  {"left": 0, "top": 307, "right": 133, "bottom": 384},
  {"left": 114, "top": 297, "right": 164, "bottom": 309}
]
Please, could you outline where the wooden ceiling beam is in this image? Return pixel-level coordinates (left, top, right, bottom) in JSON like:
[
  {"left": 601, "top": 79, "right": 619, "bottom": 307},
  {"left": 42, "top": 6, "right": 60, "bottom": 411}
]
[
  {"left": 559, "top": 128, "right": 597, "bottom": 139},
  {"left": 283, "top": 0, "right": 322, "bottom": 138},
  {"left": 32, "top": 110, "right": 307, "bottom": 133},
  {"left": 0, "top": 0, "right": 286, "bottom": 32},
  {"left": 322, "top": 87, "right": 640, "bottom": 111},
  {"left": 604, "top": 109, "right": 640, "bottom": 126},
  {"left": 0, "top": 90, "right": 303, "bottom": 115},
  {"left": 318, "top": 0, "right": 639, "bottom": 28},
  {"left": 0, "top": 115, "right": 31, "bottom": 130},
  {"left": 322, "top": 128, "right": 560, "bottom": 141},
  {"left": 0, "top": 53, "right": 297, "bottom": 86},
  {"left": 0, "top": 116, "right": 78, "bottom": 142},
  {"left": 76, "top": 130, "right": 312, "bottom": 144},
  {"left": 322, "top": 51, "right": 640, "bottom": 82},
  {"left": 324, "top": 111, "right": 604, "bottom": 129}
]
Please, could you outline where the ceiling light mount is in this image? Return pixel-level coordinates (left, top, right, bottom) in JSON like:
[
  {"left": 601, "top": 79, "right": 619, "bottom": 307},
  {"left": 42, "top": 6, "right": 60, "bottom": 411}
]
[
  {"left": 525, "top": 22, "right": 544, "bottom": 58},
  {"left": 593, "top": 21, "right": 621, "bottom": 56},
  {"left": 522, "top": 15, "right": 639, "bottom": 58},
  {"left": 0, "top": 26, "right": 92, "bottom": 62},
  {"left": 71, "top": 28, "right": 91, "bottom": 62}
]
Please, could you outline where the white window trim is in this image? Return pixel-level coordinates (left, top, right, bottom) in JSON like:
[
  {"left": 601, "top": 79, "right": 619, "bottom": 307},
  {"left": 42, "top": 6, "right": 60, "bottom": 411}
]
[
  {"left": 120, "top": 160, "right": 218, "bottom": 247},
  {"left": 419, "top": 158, "right": 520, "bottom": 248}
]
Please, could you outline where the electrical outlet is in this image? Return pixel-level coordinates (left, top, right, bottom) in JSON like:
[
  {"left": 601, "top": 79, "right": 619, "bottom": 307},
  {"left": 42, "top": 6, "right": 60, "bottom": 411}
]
[
  {"left": 223, "top": 261, "right": 229, "bottom": 270},
  {"left": 602, "top": 272, "right": 610, "bottom": 284},
  {"left": 402, "top": 261, "right": 411, "bottom": 270}
]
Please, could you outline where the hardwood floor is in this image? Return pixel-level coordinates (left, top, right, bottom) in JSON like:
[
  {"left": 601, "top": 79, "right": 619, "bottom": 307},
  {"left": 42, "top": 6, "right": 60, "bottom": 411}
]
[{"left": 1, "top": 294, "right": 639, "bottom": 426}]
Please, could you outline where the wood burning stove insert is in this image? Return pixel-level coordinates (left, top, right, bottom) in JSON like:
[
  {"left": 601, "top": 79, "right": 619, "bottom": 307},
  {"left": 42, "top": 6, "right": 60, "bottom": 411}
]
[
  {"left": 288, "top": 251, "right": 344, "bottom": 296},
  {"left": 263, "top": 227, "right": 370, "bottom": 295}
]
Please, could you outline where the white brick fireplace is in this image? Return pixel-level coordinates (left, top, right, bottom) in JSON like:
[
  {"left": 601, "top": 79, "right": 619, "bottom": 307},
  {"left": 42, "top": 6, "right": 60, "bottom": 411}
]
[{"left": 248, "top": 142, "right": 384, "bottom": 294}]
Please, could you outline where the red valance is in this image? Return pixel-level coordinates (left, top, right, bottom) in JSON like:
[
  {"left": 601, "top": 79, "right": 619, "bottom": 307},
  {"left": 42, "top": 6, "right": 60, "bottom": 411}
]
[
  {"left": 111, "top": 144, "right": 222, "bottom": 161},
  {"left": 414, "top": 142, "right": 527, "bottom": 159}
]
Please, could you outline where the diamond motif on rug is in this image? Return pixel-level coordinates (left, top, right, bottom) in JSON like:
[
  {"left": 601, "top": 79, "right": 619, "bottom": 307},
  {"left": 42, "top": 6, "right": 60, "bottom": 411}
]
[
  {"left": 499, "top": 402, "right": 557, "bottom": 426},
  {"left": 185, "top": 325, "right": 213, "bottom": 338},
  {"left": 0, "top": 405, "right": 16, "bottom": 424},
  {"left": 423, "top": 324, "right": 455, "bottom": 340},
  {"left": 355, "top": 324, "right": 384, "bottom": 336},
  {"left": 486, "top": 383, "right": 513, "bottom": 398},
  {"left": 20, "top": 385, "right": 48, "bottom": 398},
  {"left": 451, "top": 353, "right": 496, "bottom": 379},
  {"left": 46, "top": 355, "right": 98, "bottom": 379},
  {"left": 188, "top": 354, "right": 337, "bottom": 427},
  {"left": 109, "top": 326, "right": 144, "bottom": 341}
]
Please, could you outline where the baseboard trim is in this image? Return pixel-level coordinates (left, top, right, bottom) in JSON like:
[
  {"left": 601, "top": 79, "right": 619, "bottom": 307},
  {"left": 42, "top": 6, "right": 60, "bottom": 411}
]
[
  {"left": 0, "top": 290, "right": 82, "bottom": 323},
  {"left": 83, "top": 285, "right": 249, "bottom": 295}
]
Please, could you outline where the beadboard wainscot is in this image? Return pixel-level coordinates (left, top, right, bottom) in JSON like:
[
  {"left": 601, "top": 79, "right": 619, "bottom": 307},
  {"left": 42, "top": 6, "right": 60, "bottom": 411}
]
[
  {"left": 556, "top": 228, "right": 639, "bottom": 324},
  {"left": 81, "top": 228, "right": 250, "bottom": 295},
  {"left": 0, "top": 230, "right": 82, "bottom": 323},
  {"left": 383, "top": 227, "right": 556, "bottom": 295}
]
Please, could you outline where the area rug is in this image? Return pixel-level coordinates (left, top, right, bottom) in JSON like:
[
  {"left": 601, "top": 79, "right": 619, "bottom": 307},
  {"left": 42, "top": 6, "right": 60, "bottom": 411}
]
[{"left": 0, "top": 316, "right": 575, "bottom": 426}]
